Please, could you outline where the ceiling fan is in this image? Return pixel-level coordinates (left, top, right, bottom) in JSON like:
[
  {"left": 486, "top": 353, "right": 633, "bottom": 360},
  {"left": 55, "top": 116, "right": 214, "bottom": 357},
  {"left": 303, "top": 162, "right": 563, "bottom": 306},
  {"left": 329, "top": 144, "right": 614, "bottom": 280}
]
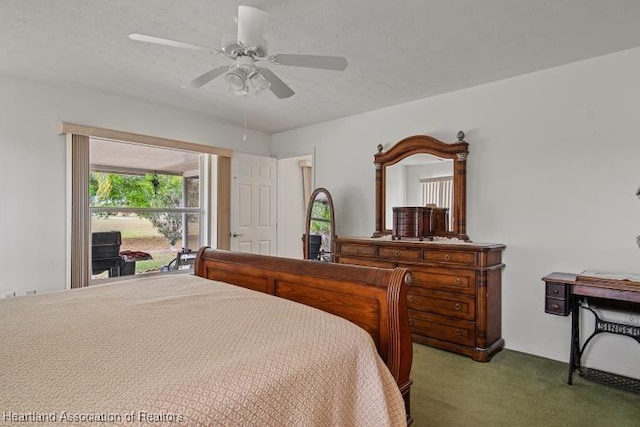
[{"left": 129, "top": 5, "right": 348, "bottom": 99}]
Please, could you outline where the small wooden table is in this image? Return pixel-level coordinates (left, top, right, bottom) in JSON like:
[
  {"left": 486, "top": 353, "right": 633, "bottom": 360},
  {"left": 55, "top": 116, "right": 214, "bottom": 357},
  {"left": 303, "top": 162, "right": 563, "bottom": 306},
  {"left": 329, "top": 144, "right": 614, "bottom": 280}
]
[
  {"left": 119, "top": 251, "right": 153, "bottom": 275},
  {"left": 542, "top": 272, "right": 640, "bottom": 393}
]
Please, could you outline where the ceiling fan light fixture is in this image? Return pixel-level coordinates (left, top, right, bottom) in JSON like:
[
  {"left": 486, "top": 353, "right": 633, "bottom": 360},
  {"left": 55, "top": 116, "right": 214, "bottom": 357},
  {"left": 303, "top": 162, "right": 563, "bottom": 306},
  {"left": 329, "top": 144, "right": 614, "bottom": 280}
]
[
  {"left": 249, "top": 70, "right": 271, "bottom": 94},
  {"left": 225, "top": 67, "right": 248, "bottom": 94}
]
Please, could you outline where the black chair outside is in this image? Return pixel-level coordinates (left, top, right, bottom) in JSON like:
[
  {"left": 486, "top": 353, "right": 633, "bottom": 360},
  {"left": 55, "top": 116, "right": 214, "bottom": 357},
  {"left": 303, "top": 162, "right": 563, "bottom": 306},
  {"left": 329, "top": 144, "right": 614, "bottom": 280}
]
[
  {"left": 308, "top": 235, "right": 322, "bottom": 261},
  {"left": 92, "top": 231, "right": 122, "bottom": 277},
  {"left": 161, "top": 248, "right": 196, "bottom": 272}
]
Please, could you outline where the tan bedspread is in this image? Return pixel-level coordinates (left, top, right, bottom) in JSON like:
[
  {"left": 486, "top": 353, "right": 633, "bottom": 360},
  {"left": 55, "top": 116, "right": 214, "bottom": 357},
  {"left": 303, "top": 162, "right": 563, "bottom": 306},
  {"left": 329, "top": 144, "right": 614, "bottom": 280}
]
[{"left": 0, "top": 274, "right": 406, "bottom": 426}]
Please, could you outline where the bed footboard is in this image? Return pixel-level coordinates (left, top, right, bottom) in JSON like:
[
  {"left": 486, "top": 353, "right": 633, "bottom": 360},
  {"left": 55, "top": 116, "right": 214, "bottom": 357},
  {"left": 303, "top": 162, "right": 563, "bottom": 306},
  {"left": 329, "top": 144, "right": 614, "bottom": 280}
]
[{"left": 195, "top": 247, "right": 413, "bottom": 423}]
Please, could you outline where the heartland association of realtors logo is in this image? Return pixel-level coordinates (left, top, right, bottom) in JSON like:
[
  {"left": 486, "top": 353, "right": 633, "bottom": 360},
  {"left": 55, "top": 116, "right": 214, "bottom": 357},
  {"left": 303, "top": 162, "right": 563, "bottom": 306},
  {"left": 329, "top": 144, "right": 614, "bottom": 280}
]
[{"left": 2, "top": 411, "right": 185, "bottom": 424}]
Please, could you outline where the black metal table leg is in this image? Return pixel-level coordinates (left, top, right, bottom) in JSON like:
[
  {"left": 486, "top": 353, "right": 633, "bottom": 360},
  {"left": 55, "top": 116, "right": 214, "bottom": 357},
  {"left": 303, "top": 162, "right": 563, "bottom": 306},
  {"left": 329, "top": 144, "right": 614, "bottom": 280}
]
[{"left": 567, "top": 296, "right": 580, "bottom": 385}]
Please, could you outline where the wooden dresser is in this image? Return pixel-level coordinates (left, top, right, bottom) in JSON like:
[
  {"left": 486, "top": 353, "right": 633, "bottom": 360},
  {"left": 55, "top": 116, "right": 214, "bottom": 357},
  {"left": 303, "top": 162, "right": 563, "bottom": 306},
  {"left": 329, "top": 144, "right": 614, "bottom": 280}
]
[{"left": 335, "top": 236, "right": 506, "bottom": 362}]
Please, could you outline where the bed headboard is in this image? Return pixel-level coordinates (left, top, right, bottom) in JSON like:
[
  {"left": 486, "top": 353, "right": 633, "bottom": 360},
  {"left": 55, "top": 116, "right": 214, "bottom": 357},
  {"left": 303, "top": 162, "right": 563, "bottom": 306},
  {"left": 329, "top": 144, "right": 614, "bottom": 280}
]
[{"left": 195, "top": 247, "right": 413, "bottom": 422}]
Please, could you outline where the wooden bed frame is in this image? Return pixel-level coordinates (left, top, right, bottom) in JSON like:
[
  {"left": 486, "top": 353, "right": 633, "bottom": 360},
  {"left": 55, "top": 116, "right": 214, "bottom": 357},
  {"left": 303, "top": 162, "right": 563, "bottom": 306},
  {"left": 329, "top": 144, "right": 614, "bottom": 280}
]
[{"left": 195, "top": 247, "right": 414, "bottom": 424}]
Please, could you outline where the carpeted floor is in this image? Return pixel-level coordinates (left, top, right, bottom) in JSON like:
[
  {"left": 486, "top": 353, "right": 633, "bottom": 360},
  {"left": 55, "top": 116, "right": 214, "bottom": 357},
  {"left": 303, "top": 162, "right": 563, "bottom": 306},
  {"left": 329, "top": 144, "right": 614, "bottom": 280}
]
[{"left": 409, "top": 344, "right": 640, "bottom": 427}]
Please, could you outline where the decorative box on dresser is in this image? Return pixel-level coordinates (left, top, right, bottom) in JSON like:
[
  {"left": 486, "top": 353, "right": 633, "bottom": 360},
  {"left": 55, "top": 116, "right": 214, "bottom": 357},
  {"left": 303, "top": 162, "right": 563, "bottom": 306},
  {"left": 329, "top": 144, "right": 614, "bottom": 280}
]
[{"left": 334, "top": 236, "right": 506, "bottom": 362}]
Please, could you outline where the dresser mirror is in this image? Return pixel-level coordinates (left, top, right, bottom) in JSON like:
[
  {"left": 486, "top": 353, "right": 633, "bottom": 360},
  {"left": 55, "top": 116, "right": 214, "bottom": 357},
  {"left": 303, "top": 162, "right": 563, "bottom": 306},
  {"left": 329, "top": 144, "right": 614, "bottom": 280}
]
[
  {"left": 304, "top": 188, "right": 336, "bottom": 261},
  {"left": 374, "top": 131, "right": 470, "bottom": 241}
]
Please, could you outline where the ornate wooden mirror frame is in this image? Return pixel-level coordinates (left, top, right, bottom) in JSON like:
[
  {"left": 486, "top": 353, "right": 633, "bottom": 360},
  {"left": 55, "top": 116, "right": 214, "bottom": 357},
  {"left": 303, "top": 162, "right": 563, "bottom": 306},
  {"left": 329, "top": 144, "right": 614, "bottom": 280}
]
[
  {"left": 303, "top": 187, "right": 336, "bottom": 261},
  {"left": 373, "top": 131, "right": 470, "bottom": 241}
]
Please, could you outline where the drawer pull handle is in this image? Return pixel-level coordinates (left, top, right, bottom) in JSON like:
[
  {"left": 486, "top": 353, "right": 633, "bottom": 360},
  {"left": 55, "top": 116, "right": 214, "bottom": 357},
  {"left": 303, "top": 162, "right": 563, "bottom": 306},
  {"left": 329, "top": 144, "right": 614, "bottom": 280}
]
[
  {"left": 454, "top": 303, "right": 461, "bottom": 311},
  {"left": 408, "top": 295, "right": 415, "bottom": 302},
  {"left": 395, "top": 251, "right": 400, "bottom": 257},
  {"left": 409, "top": 319, "right": 415, "bottom": 326},
  {"left": 355, "top": 248, "right": 359, "bottom": 254},
  {"left": 552, "top": 289, "right": 559, "bottom": 294},
  {"left": 444, "top": 254, "right": 452, "bottom": 261},
  {"left": 551, "top": 303, "right": 559, "bottom": 310},
  {"left": 456, "top": 329, "right": 462, "bottom": 336},
  {"left": 455, "top": 278, "right": 462, "bottom": 285}
]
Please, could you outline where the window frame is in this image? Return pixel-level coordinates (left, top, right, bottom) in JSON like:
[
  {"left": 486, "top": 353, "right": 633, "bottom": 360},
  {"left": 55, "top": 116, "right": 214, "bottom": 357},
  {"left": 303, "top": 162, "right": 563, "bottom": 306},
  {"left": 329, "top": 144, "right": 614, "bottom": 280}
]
[{"left": 61, "top": 122, "right": 231, "bottom": 289}]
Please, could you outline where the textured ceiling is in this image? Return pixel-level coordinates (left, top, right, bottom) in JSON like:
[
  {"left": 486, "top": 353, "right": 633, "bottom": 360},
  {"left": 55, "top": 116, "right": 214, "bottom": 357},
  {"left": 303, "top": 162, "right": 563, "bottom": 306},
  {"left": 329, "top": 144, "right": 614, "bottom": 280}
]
[{"left": 2, "top": 1, "right": 640, "bottom": 133}]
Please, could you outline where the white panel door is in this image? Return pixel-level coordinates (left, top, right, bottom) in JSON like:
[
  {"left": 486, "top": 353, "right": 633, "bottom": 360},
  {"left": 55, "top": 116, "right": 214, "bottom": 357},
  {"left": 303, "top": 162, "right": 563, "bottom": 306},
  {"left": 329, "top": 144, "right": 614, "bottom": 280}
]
[{"left": 230, "top": 153, "right": 277, "bottom": 255}]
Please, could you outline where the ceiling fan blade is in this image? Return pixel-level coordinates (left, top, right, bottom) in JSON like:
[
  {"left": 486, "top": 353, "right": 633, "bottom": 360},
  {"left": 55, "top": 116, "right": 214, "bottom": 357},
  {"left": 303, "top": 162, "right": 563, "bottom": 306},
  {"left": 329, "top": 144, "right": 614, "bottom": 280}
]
[
  {"left": 237, "top": 6, "right": 269, "bottom": 49},
  {"left": 271, "top": 54, "right": 347, "bottom": 71},
  {"left": 183, "top": 66, "right": 229, "bottom": 89},
  {"left": 129, "top": 33, "right": 220, "bottom": 54},
  {"left": 259, "top": 68, "right": 295, "bottom": 99}
]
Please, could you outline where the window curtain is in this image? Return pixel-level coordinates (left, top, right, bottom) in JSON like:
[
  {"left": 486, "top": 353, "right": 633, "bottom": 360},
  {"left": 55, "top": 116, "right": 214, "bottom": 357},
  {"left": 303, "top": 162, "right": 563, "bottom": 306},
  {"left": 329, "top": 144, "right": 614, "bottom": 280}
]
[
  {"left": 216, "top": 156, "right": 231, "bottom": 250},
  {"left": 68, "top": 134, "right": 91, "bottom": 289}
]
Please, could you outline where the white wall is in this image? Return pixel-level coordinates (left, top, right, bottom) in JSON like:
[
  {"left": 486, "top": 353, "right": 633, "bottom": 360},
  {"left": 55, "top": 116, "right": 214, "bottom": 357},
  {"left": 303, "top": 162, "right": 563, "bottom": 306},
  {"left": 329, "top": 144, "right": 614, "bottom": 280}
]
[
  {"left": 277, "top": 155, "right": 312, "bottom": 259},
  {"left": 0, "top": 76, "right": 270, "bottom": 297},
  {"left": 272, "top": 46, "right": 640, "bottom": 378}
]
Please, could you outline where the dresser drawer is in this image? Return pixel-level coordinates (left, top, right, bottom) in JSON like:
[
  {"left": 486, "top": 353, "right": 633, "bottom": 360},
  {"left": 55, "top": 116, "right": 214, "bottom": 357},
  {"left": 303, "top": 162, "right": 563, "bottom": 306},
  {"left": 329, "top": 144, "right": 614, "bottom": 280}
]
[
  {"left": 404, "top": 265, "right": 476, "bottom": 294},
  {"left": 336, "top": 256, "right": 396, "bottom": 269},
  {"left": 545, "top": 297, "right": 570, "bottom": 316},
  {"left": 423, "top": 250, "right": 476, "bottom": 266},
  {"left": 409, "top": 309, "right": 475, "bottom": 346},
  {"left": 408, "top": 290, "right": 475, "bottom": 320},
  {"left": 546, "top": 282, "right": 568, "bottom": 299},
  {"left": 379, "top": 246, "right": 421, "bottom": 261},
  {"left": 337, "top": 243, "right": 376, "bottom": 257}
]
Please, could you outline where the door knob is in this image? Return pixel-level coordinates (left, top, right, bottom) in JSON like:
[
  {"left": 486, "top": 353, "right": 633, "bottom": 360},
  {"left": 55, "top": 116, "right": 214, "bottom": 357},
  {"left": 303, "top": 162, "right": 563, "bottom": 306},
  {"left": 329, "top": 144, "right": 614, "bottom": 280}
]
[{"left": 232, "top": 232, "right": 244, "bottom": 238}]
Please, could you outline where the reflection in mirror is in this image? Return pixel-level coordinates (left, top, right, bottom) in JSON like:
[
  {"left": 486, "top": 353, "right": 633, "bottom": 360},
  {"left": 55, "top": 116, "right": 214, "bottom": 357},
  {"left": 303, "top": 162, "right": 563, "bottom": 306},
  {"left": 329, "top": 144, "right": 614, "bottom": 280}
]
[
  {"left": 304, "top": 188, "right": 335, "bottom": 261},
  {"left": 385, "top": 154, "right": 454, "bottom": 230}
]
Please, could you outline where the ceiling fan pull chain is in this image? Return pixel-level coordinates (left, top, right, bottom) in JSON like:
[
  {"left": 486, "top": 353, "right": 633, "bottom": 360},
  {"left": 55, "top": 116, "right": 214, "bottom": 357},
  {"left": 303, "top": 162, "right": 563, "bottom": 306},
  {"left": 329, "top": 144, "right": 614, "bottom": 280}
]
[{"left": 243, "top": 95, "right": 247, "bottom": 142}]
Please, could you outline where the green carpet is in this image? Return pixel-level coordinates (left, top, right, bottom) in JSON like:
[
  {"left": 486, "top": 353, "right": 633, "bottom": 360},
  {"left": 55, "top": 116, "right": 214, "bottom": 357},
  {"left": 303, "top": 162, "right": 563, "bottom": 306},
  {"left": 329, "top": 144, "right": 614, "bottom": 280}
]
[{"left": 410, "top": 344, "right": 640, "bottom": 427}]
